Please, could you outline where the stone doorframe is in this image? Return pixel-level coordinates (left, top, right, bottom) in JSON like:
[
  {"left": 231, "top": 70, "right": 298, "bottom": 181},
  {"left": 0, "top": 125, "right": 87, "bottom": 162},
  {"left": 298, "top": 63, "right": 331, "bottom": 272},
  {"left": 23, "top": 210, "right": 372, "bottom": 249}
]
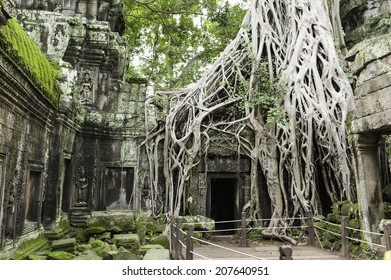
[
  {"left": 205, "top": 173, "right": 245, "bottom": 222},
  {"left": 353, "top": 133, "right": 385, "bottom": 243}
]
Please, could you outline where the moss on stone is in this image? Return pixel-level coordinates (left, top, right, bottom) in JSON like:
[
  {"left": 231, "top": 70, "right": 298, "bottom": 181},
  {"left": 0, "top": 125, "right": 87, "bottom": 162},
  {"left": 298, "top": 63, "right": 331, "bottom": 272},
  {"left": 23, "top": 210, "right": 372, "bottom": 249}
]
[
  {"left": 112, "top": 234, "right": 140, "bottom": 254},
  {"left": 28, "top": 254, "right": 48, "bottom": 260},
  {"left": 87, "top": 212, "right": 136, "bottom": 232},
  {"left": 143, "top": 249, "right": 170, "bottom": 260},
  {"left": 150, "top": 234, "right": 169, "bottom": 249},
  {"left": 48, "top": 251, "right": 75, "bottom": 260},
  {"left": 0, "top": 18, "right": 60, "bottom": 106},
  {"left": 85, "top": 226, "right": 107, "bottom": 237},
  {"left": 88, "top": 237, "right": 104, "bottom": 249},
  {"left": 13, "top": 235, "right": 49, "bottom": 260}
]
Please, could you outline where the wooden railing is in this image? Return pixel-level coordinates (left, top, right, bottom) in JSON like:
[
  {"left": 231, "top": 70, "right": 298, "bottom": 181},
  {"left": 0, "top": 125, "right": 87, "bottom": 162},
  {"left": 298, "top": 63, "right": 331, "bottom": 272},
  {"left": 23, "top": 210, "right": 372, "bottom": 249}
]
[{"left": 169, "top": 212, "right": 391, "bottom": 260}]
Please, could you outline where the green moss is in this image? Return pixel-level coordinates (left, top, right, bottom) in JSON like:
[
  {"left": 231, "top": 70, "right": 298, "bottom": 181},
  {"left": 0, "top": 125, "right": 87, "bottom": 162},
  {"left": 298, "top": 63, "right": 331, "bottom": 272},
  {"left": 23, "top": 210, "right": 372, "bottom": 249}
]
[
  {"left": 88, "top": 237, "right": 104, "bottom": 248},
  {"left": 13, "top": 235, "right": 49, "bottom": 260},
  {"left": 150, "top": 234, "right": 169, "bottom": 249},
  {"left": 0, "top": 18, "right": 60, "bottom": 106},
  {"left": 28, "top": 254, "right": 48, "bottom": 260},
  {"left": 48, "top": 251, "right": 75, "bottom": 260}
]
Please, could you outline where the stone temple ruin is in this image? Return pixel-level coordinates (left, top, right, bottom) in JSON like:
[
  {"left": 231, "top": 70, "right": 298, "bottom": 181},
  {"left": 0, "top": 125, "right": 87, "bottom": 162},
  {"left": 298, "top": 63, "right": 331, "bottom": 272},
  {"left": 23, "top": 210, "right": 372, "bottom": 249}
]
[{"left": 0, "top": 0, "right": 390, "bottom": 256}]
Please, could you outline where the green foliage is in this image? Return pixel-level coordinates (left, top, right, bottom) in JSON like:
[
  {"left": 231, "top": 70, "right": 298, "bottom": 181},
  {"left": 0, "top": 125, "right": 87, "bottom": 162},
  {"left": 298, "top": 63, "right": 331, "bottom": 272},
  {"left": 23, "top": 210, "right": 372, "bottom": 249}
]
[
  {"left": 346, "top": 72, "right": 357, "bottom": 86},
  {"left": 124, "top": 0, "right": 247, "bottom": 89},
  {"left": 229, "top": 62, "right": 288, "bottom": 125},
  {"left": 0, "top": 18, "right": 60, "bottom": 106}
]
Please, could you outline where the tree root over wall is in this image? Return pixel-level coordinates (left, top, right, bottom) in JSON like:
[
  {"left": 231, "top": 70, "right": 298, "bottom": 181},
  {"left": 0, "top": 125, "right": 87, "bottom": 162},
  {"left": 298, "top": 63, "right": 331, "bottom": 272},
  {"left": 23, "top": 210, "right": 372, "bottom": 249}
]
[{"left": 142, "top": 0, "right": 356, "bottom": 240}]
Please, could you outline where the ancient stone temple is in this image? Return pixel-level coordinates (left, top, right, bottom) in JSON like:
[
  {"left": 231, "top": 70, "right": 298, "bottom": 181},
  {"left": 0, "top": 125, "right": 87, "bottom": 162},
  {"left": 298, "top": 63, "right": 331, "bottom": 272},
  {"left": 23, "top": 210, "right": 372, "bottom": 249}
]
[
  {"left": 0, "top": 0, "right": 149, "bottom": 251},
  {"left": 341, "top": 0, "right": 391, "bottom": 242},
  {"left": 0, "top": 0, "right": 391, "bottom": 257}
]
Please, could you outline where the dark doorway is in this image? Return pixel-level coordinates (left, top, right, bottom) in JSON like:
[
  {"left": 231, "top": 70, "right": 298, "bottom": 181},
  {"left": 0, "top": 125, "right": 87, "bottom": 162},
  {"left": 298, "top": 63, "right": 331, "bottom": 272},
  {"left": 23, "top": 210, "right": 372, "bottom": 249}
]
[
  {"left": 210, "top": 177, "right": 237, "bottom": 232},
  {"left": 61, "top": 159, "right": 72, "bottom": 213},
  {"left": 25, "top": 171, "right": 41, "bottom": 222},
  {"left": 103, "top": 167, "right": 134, "bottom": 210}
]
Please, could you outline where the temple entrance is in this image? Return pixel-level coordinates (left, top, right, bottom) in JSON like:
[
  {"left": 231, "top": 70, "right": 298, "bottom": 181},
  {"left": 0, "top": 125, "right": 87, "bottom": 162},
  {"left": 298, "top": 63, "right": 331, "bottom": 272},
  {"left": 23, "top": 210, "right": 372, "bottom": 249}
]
[
  {"left": 23, "top": 169, "right": 42, "bottom": 235},
  {"left": 102, "top": 167, "right": 134, "bottom": 210},
  {"left": 208, "top": 176, "right": 240, "bottom": 233}
]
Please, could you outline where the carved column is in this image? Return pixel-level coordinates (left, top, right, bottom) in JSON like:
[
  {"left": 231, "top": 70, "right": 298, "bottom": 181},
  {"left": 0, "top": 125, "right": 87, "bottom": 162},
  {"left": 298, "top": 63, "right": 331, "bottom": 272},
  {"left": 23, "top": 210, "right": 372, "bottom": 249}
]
[
  {"left": 75, "top": 0, "right": 86, "bottom": 17},
  {"left": 353, "top": 133, "right": 384, "bottom": 243},
  {"left": 86, "top": 0, "right": 97, "bottom": 20},
  {"left": 62, "top": 0, "right": 76, "bottom": 16},
  {"left": 198, "top": 172, "right": 207, "bottom": 216}
]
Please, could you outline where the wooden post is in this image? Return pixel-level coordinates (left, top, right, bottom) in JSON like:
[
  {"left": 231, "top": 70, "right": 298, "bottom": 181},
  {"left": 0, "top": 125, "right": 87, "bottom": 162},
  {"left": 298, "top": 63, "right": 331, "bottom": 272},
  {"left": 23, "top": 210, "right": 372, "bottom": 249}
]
[
  {"left": 341, "top": 216, "right": 349, "bottom": 259},
  {"left": 186, "top": 224, "right": 194, "bottom": 260},
  {"left": 306, "top": 211, "right": 315, "bottom": 246},
  {"left": 240, "top": 212, "right": 248, "bottom": 247},
  {"left": 169, "top": 215, "right": 175, "bottom": 259},
  {"left": 279, "top": 245, "right": 293, "bottom": 260},
  {"left": 385, "top": 223, "right": 391, "bottom": 251},
  {"left": 176, "top": 217, "right": 183, "bottom": 260}
]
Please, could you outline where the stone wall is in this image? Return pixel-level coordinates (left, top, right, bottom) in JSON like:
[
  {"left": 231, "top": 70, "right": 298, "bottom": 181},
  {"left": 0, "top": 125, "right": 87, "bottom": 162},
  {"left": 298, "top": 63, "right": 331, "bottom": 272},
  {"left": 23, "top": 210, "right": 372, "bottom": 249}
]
[
  {"left": 343, "top": 0, "right": 391, "bottom": 242},
  {"left": 0, "top": 26, "right": 79, "bottom": 247},
  {"left": 0, "top": 0, "right": 149, "bottom": 252},
  {"left": 11, "top": 2, "right": 148, "bottom": 216}
]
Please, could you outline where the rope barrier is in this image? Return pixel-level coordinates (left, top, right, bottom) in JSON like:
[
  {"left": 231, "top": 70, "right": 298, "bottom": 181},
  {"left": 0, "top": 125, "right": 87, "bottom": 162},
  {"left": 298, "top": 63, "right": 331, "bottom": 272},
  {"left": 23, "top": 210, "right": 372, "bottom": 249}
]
[
  {"left": 346, "top": 236, "right": 387, "bottom": 249},
  {"left": 191, "top": 236, "right": 266, "bottom": 260},
  {"left": 190, "top": 251, "right": 212, "bottom": 260},
  {"left": 171, "top": 216, "right": 389, "bottom": 259},
  {"left": 313, "top": 218, "right": 342, "bottom": 228},
  {"left": 314, "top": 225, "right": 342, "bottom": 237},
  {"left": 195, "top": 228, "right": 242, "bottom": 233},
  {"left": 178, "top": 239, "right": 187, "bottom": 249},
  {"left": 345, "top": 226, "right": 384, "bottom": 237},
  {"left": 248, "top": 217, "right": 307, "bottom": 223},
  {"left": 182, "top": 219, "right": 241, "bottom": 225},
  {"left": 314, "top": 228, "right": 324, "bottom": 250}
]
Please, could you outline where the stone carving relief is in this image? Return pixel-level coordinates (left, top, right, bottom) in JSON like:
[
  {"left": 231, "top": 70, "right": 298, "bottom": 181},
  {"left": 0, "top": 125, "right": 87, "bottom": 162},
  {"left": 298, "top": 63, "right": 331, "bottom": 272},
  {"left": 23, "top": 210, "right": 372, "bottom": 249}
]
[
  {"left": 5, "top": 187, "right": 16, "bottom": 238},
  {"left": 141, "top": 176, "right": 151, "bottom": 210},
  {"left": 79, "top": 72, "right": 93, "bottom": 105},
  {"left": 76, "top": 164, "right": 89, "bottom": 204}
]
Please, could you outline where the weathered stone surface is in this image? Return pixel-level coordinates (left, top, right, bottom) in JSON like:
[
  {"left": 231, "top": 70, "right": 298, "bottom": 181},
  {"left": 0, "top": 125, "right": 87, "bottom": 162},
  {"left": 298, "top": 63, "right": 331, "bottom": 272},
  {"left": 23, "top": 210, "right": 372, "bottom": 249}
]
[
  {"left": 140, "top": 244, "right": 165, "bottom": 253},
  {"left": 182, "top": 215, "right": 215, "bottom": 231},
  {"left": 348, "top": 34, "right": 391, "bottom": 74},
  {"left": 143, "top": 249, "right": 170, "bottom": 260},
  {"left": 51, "top": 238, "right": 76, "bottom": 254},
  {"left": 354, "top": 85, "right": 391, "bottom": 119},
  {"left": 112, "top": 234, "right": 140, "bottom": 254},
  {"left": 27, "top": 254, "right": 48, "bottom": 260},
  {"left": 87, "top": 211, "right": 136, "bottom": 232},
  {"left": 149, "top": 234, "right": 170, "bottom": 249},
  {"left": 112, "top": 247, "right": 142, "bottom": 260},
  {"left": 48, "top": 251, "right": 75, "bottom": 260},
  {"left": 74, "top": 249, "right": 103, "bottom": 260}
]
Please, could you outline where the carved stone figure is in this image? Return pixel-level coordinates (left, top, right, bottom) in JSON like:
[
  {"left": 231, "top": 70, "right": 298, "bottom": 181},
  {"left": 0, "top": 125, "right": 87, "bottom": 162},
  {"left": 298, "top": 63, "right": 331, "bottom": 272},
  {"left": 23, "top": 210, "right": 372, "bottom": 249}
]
[
  {"left": 79, "top": 72, "right": 93, "bottom": 105},
  {"left": 5, "top": 187, "right": 16, "bottom": 238},
  {"left": 141, "top": 176, "right": 151, "bottom": 210},
  {"left": 76, "top": 164, "right": 88, "bottom": 204}
]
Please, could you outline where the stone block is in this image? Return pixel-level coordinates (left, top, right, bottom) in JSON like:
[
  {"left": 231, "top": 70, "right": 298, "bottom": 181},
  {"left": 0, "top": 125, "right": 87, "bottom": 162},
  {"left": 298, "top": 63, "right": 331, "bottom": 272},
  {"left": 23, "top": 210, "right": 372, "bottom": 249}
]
[
  {"left": 74, "top": 249, "right": 103, "bottom": 260},
  {"left": 140, "top": 244, "right": 165, "bottom": 253},
  {"left": 48, "top": 251, "right": 75, "bottom": 260},
  {"left": 112, "top": 234, "right": 140, "bottom": 254},
  {"left": 143, "top": 249, "right": 170, "bottom": 260},
  {"left": 87, "top": 211, "right": 136, "bottom": 232},
  {"left": 51, "top": 238, "right": 76, "bottom": 254}
]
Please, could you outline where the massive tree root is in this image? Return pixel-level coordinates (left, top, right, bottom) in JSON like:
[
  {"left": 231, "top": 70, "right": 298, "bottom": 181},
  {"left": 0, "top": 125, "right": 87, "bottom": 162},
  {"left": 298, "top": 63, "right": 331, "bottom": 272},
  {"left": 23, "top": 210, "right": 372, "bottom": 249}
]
[{"left": 141, "top": 0, "right": 355, "bottom": 239}]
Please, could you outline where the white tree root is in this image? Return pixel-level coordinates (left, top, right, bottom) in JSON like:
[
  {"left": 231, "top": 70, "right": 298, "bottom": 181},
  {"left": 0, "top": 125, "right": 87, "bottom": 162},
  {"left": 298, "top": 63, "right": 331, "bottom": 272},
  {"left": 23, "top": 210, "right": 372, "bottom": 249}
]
[{"left": 141, "top": 0, "right": 355, "bottom": 239}]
